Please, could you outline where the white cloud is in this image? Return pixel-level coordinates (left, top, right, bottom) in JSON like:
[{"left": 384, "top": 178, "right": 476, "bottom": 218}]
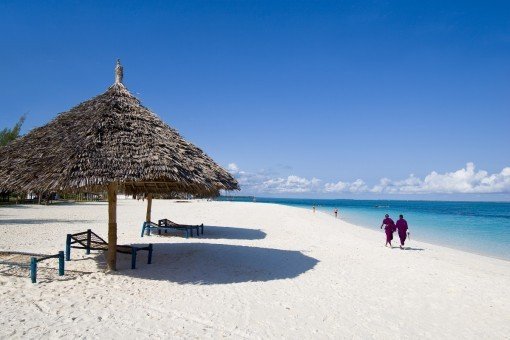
[
  {"left": 324, "top": 179, "right": 368, "bottom": 193},
  {"left": 354, "top": 163, "right": 510, "bottom": 194},
  {"left": 226, "top": 164, "right": 321, "bottom": 194},
  {"left": 246, "top": 174, "right": 322, "bottom": 194},
  {"left": 324, "top": 181, "right": 349, "bottom": 192},
  {"left": 227, "top": 162, "right": 510, "bottom": 195},
  {"left": 380, "top": 162, "right": 510, "bottom": 194},
  {"left": 258, "top": 176, "right": 321, "bottom": 194},
  {"left": 350, "top": 179, "right": 368, "bottom": 193},
  {"left": 227, "top": 163, "right": 239, "bottom": 173}
]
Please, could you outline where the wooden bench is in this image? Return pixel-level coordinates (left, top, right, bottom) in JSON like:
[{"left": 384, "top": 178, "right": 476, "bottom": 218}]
[
  {"left": 141, "top": 219, "right": 203, "bottom": 238},
  {"left": 0, "top": 251, "right": 65, "bottom": 283},
  {"left": 66, "top": 229, "right": 153, "bottom": 269}
]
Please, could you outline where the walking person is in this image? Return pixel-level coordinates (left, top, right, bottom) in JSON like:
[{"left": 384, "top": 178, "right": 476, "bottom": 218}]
[
  {"left": 395, "top": 214, "right": 409, "bottom": 249},
  {"left": 380, "top": 214, "right": 395, "bottom": 248},
  {"left": 312, "top": 205, "right": 316, "bottom": 213},
  {"left": 334, "top": 208, "right": 338, "bottom": 218}
]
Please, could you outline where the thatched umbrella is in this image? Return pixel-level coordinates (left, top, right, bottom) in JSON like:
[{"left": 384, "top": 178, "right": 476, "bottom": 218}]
[{"left": 0, "top": 60, "right": 239, "bottom": 270}]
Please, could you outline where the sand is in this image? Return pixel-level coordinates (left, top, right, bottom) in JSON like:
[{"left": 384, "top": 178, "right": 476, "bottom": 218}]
[{"left": 0, "top": 199, "right": 509, "bottom": 339}]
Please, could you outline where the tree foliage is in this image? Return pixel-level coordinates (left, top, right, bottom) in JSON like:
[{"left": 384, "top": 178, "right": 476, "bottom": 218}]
[{"left": 0, "top": 114, "right": 26, "bottom": 146}]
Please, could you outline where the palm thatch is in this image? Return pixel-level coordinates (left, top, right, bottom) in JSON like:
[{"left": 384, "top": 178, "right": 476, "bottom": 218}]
[
  {"left": 0, "top": 60, "right": 239, "bottom": 270},
  {"left": 0, "top": 69, "right": 238, "bottom": 196}
]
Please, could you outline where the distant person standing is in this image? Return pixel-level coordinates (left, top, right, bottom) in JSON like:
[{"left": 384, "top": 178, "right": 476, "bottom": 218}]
[
  {"left": 380, "top": 214, "right": 395, "bottom": 248},
  {"left": 312, "top": 205, "right": 316, "bottom": 213},
  {"left": 395, "top": 215, "right": 409, "bottom": 249},
  {"left": 334, "top": 208, "right": 338, "bottom": 218}
]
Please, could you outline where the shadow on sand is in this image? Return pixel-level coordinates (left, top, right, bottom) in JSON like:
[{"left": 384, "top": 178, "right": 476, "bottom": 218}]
[
  {"left": 52, "top": 201, "right": 108, "bottom": 206},
  {"left": 0, "top": 218, "right": 95, "bottom": 225},
  {"left": 110, "top": 243, "right": 319, "bottom": 285},
  {"left": 0, "top": 205, "right": 32, "bottom": 210},
  {"left": 0, "top": 201, "right": 107, "bottom": 208},
  {"left": 156, "top": 225, "right": 266, "bottom": 240},
  {"left": 0, "top": 266, "right": 94, "bottom": 283},
  {"left": 401, "top": 247, "right": 425, "bottom": 251}
]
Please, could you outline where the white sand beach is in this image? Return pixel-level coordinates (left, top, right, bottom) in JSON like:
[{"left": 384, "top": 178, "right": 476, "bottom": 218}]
[{"left": 0, "top": 200, "right": 509, "bottom": 339}]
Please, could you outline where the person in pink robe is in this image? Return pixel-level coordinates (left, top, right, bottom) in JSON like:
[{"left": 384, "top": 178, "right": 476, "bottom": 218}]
[
  {"left": 395, "top": 215, "right": 409, "bottom": 249},
  {"left": 380, "top": 214, "right": 395, "bottom": 248}
]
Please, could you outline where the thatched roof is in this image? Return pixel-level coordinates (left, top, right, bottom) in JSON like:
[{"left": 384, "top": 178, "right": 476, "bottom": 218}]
[{"left": 0, "top": 63, "right": 238, "bottom": 196}]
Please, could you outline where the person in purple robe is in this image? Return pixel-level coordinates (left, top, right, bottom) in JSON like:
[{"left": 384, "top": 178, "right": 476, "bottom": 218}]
[
  {"left": 380, "top": 214, "right": 395, "bottom": 248},
  {"left": 395, "top": 214, "right": 409, "bottom": 249}
]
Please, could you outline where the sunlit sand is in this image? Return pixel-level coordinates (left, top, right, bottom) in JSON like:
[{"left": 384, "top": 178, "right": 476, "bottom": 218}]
[{"left": 0, "top": 200, "right": 509, "bottom": 338}]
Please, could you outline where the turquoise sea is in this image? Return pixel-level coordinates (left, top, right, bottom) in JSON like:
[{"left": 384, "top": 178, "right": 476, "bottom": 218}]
[{"left": 218, "top": 197, "right": 510, "bottom": 261}]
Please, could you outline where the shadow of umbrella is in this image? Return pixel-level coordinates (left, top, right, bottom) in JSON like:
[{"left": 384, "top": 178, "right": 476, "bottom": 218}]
[
  {"left": 110, "top": 243, "right": 319, "bottom": 285},
  {"left": 0, "top": 218, "right": 95, "bottom": 225}
]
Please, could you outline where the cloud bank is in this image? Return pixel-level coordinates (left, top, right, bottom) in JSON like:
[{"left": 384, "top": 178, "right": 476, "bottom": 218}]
[{"left": 226, "top": 162, "right": 510, "bottom": 195}]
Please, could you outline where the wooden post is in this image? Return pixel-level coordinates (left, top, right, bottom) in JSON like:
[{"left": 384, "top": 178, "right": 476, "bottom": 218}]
[
  {"left": 146, "top": 193, "right": 153, "bottom": 223},
  {"left": 107, "top": 183, "right": 118, "bottom": 271}
]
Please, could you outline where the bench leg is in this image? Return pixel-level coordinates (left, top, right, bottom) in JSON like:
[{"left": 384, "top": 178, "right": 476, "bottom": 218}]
[
  {"left": 86, "top": 229, "right": 91, "bottom": 255},
  {"left": 200, "top": 224, "right": 204, "bottom": 235},
  {"left": 131, "top": 247, "right": 137, "bottom": 269},
  {"left": 65, "top": 234, "right": 71, "bottom": 261},
  {"left": 30, "top": 257, "right": 37, "bottom": 283},
  {"left": 58, "top": 251, "right": 65, "bottom": 276}
]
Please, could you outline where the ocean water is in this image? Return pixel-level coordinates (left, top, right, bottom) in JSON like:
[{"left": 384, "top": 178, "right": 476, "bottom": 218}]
[{"left": 218, "top": 197, "right": 510, "bottom": 261}]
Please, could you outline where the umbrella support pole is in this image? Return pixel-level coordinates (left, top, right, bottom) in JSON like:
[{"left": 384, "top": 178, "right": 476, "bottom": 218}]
[
  {"left": 107, "top": 183, "right": 117, "bottom": 271},
  {"left": 146, "top": 193, "right": 153, "bottom": 223}
]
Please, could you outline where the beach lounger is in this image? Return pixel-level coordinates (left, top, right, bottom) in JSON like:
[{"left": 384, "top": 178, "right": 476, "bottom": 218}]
[
  {"left": 66, "top": 229, "right": 153, "bottom": 269},
  {"left": 159, "top": 218, "right": 204, "bottom": 236},
  {"left": 140, "top": 219, "right": 203, "bottom": 238},
  {"left": 140, "top": 221, "right": 184, "bottom": 237},
  {"left": 0, "top": 251, "right": 65, "bottom": 283},
  {"left": 140, "top": 221, "right": 190, "bottom": 238}
]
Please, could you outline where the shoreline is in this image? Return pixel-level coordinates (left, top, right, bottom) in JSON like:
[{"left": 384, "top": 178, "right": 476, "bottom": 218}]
[
  {"left": 322, "top": 208, "right": 510, "bottom": 263},
  {"left": 254, "top": 201, "right": 510, "bottom": 264},
  {"left": 245, "top": 199, "right": 510, "bottom": 262}
]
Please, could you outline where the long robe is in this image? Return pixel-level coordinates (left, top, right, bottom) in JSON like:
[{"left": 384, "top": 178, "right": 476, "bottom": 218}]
[
  {"left": 382, "top": 217, "right": 395, "bottom": 242},
  {"left": 396, "top": 219, "right": 408, "bottom": 245}
]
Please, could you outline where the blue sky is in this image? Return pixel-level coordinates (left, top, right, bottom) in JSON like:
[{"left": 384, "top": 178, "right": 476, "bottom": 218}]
[{"left": 1, "top": 1, "right": 509, "bottom": 199}]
